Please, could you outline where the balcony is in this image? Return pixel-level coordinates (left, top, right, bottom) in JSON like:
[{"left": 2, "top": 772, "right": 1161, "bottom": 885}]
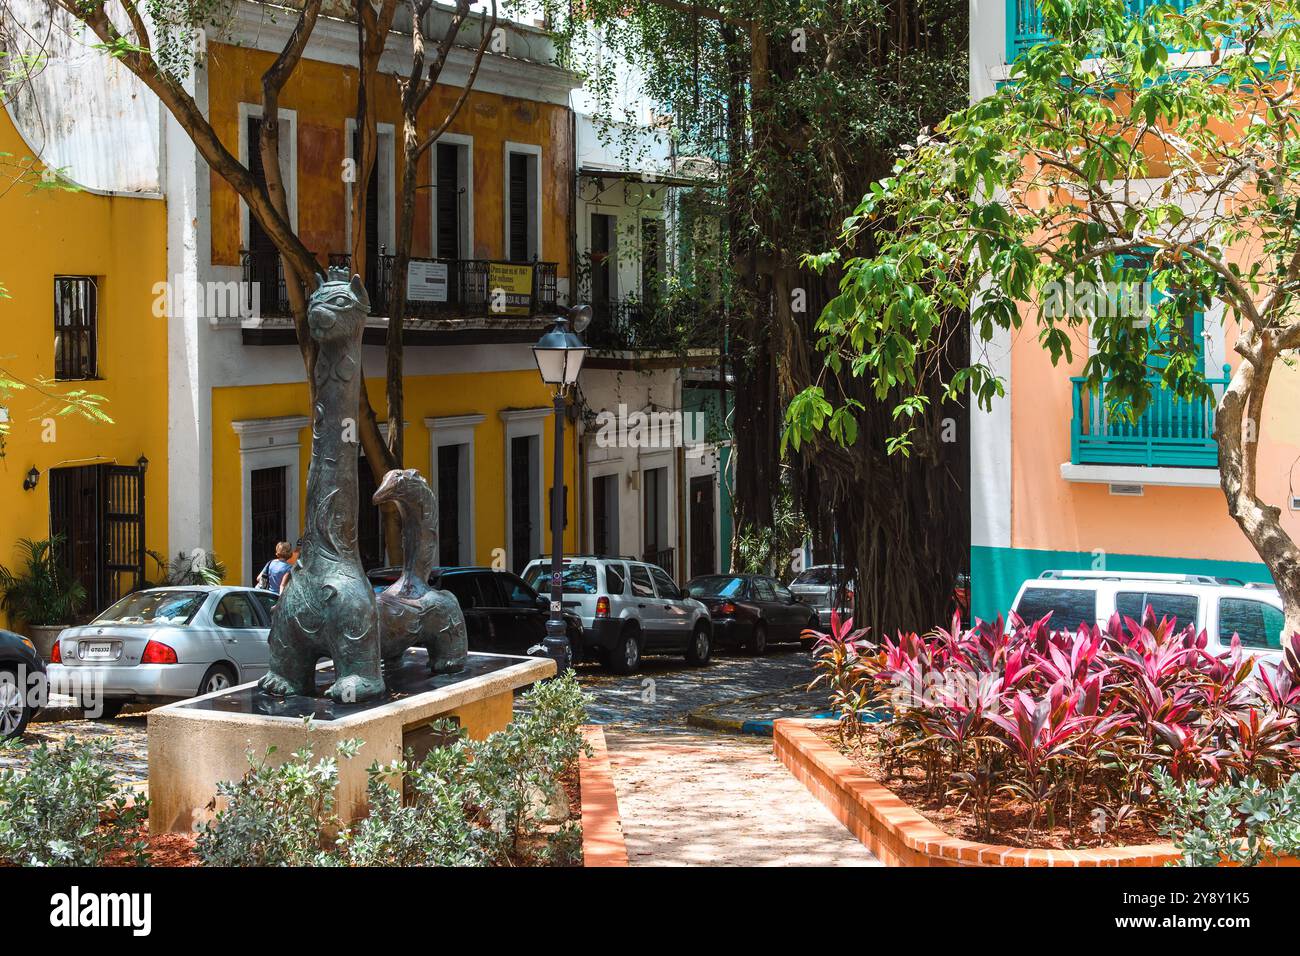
[
  {"left": 644, "top": 547, "right": 675, "bottom": 575},
  {"left": 583, "top": 297, "right": 721, "bottom": 363},
  {"left": 1069, "top": 368, "right": 1229, "bottom": 469},
  {"left": 238, "top": 250, "right": 560, "bottom": 346},
  {"left": 1006, "top": 0, "right": 1196, "bottom": 61}
]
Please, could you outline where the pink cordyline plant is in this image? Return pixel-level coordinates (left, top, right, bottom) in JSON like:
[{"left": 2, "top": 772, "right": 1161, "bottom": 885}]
[{"left": 807, "top": 605, "right": 1300, "bottom": 841}]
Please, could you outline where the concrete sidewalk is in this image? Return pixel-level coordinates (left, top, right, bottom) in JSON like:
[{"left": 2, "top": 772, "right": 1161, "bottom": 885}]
[{"left": 604, "top": 728, "right": 879, "bottom": 866}]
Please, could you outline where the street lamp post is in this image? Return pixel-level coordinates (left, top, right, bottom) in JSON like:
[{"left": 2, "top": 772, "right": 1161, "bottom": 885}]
[{"left": 532, "top": 306, "right": 591, "bottom": 673}]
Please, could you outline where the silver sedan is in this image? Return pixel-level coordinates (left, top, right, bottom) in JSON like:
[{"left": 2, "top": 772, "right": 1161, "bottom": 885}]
[{"left": 47, "top": 585, "right": 279, "bottom": 717}]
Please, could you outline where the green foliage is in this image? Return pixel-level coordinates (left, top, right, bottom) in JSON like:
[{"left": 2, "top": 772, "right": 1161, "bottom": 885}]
[
  {"left": 195, "top": 735, "right": 359, "bottom": 867},
  {"left": 198, "top": 672, "right": 590, "bottom": 867},
  {"left": 0, "top": 365, "right": 112, "bottom": 460},
  {"left": 790, "top": 0, "right": 1300, "bottom": 452},
  {"left": 0, "top": 536, "right": 86, "bottom": 626},
  {"left": 73, "top": 0, "right": 222, "bottom": 80},
  {"left": 466, "top": 669, "right": 587, "bottom": 865},
  {"left": 145, "top": 549, "right": 227, "bottom": 587},
  {"left": 0, "top": 736, "right": 149, "bottom": 866},
  {"left": 522, "top": 0, "right": 967, "bottom": 292},
  {"left": 338, "top": 738, "right": 482, "bottom": 867},
  {"left": 1156, "top": 768, "right": 1300, "bottom": 866},
  {"left": 734, "top": 477, "right": 808, "bottom": 577}
]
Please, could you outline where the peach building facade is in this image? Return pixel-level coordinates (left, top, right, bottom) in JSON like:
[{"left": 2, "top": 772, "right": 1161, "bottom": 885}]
[{"left": 967, "top": 0, "right": 1300, "bottom": 620}]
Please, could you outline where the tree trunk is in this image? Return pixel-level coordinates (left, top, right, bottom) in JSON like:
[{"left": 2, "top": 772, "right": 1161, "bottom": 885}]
[
  {"left": 352, "top": 0, "right": 403, "bottom": 563},
  {"left": 1216, "top": 349, "right": 1300, "bottom": 636}
]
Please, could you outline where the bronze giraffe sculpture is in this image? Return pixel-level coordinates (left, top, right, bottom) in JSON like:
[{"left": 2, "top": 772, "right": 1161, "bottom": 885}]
[
  {"left": 372, "top": 468, "right": 468, "bottom": 672},
  {"left": 258, "top": 269, "right": 384, "bottom": 703}
]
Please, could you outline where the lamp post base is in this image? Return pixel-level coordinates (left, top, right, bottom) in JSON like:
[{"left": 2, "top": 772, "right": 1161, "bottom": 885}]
[{"left": 540, "top": 616, "right": 572, "bottom": 673}]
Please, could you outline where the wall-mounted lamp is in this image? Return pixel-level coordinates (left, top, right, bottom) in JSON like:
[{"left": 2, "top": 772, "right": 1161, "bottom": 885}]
[
  {"left": 137, "top": 454, "right": 149, "bottom": 474},
  {"left": 22, "top": 467, "right": 39, "bottom": 492}
]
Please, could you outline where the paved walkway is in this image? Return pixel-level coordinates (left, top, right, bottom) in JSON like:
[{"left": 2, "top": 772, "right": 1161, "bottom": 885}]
[{"left": 604, "top": 728, "right": 879, "bottom": 866}]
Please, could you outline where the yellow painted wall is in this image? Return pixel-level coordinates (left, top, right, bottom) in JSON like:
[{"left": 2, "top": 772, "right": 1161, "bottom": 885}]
[
  {"left": 211, "top": 370, "right": 579, "bottom": 585},
  {"left": 0, "top": 105, "right": 169, "bottom": 626},
  {"left": 203, "top": 41, "right": 574, "bottom": 272}
]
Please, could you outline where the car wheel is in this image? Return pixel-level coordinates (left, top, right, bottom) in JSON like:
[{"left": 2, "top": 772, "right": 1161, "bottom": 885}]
[
  {"left": 686, "top": 625, "right": 712, "bottom": 665},
  {"left": 197, "top": 663, "right": 237, "bottom": 697},
  {"left": 0, "top": 668, "right": 32, "bottom": 740},
  {"left": 607, "top": 626, "right": 641, "bottom": 675},
  {"left": 749, "top": 621, "right": 768, "bottom": 656}
]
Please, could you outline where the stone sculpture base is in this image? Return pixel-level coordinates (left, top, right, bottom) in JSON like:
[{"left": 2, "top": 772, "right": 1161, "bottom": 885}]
[{"left": 147, "top": 650, "right": 555, "bottom": 834}]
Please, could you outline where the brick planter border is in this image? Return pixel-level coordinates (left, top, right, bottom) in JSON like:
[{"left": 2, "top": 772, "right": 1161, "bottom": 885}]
[
  {"left": 579, "top": 724, "right": 629, "bottom": 867},
  {"left": 774, "top": 718, "right": 1181, "bottom": 867}
]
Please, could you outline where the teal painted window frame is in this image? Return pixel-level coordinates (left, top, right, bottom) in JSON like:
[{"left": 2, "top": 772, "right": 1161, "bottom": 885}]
[
  {"left": 1067, "top": 253, "right": 1226, "bottom": 469},
  {"left": 1005, "top": 0, "right": 1199, "bottom": 63}
]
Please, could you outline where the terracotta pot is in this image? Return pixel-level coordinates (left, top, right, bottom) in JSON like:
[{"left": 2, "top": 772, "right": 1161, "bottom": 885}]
[{"left": 25, "top": 624, "right": 66, "bottom": 663}]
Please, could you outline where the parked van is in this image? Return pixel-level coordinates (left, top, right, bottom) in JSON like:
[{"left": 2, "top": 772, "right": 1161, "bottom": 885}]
[{"left": 1009, "top": 570, "right": 1285, "bottom": 665}]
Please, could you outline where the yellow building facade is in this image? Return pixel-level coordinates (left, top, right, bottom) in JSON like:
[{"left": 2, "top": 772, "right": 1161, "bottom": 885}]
[
  {"left": 2, "top": 5, "right": 582, "bottom": 628},
  {"left": 190, "top": 22, "right": 582, "bottom": 586},
  {"left": 0, "top": 103, "right": 169, "bottom": 626}
]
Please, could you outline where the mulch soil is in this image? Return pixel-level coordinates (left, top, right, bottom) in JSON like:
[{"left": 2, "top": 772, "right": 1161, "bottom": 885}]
[{"left": 820, "top": 725, "right": 1166, "bottom": 850}]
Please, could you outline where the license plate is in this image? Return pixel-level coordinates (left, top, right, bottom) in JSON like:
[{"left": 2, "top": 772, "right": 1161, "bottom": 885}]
[{"left": 81, "top": 641, "right": 116, "bottom": 661}]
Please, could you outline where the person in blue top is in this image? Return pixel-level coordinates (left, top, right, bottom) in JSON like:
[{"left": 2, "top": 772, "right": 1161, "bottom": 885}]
[{"left": 257, "top": 542, "right": 294, "bottom": 594}]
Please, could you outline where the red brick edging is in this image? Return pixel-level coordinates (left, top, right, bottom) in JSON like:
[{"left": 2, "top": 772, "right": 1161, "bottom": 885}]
[
  {"left": 774, "top": 718, "right": 1181, "bottom": 867},
  {"left": 579, "top": 724, "right": 629, "bottom": 867}
]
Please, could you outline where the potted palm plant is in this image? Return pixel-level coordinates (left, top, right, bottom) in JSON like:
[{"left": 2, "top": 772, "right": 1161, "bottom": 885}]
[{"left": 0, "top": 536, "right": 86, "bottom": 661}]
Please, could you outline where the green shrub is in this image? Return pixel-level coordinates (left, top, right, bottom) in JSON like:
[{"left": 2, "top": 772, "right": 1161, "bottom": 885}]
[
  {"left": 467, "top": 669, "right": 588, "bottom": 865},
  {"left": 337, "top": 737, "right": 482, "bottom": 866},
  {"left": 200, "top": 671, "right": 590, "bottom": 867},
  {"left": 1155, "top": 767, "right": 1300, "bottom": 867},
  {"left": 0, "top": 536, "right": 85, "bottom": 626},
  {"left": 0, "top": 736, "right": 149, "bottom": 866},
  {"left": 195, "top": 737, "right": 355, "bottom": 866}
]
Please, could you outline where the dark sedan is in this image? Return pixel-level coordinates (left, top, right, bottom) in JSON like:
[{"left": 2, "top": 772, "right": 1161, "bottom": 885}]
[
  {"left": 1, "top": 628, "right": 47, "bottom": 738},
  {"left": 685, "top": 574, "right": 819, "bottom": 655},
  {"left": 367, "top": 567, "right": 585, "bottom": 659}
]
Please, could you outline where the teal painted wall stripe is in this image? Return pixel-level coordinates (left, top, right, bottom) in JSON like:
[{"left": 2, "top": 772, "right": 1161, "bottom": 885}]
[{"left": 971, "top": 545, "right": 1274, "bottom": 624}]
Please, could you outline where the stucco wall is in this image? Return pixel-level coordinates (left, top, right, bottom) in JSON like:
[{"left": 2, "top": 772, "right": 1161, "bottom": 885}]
[
  {"left": 210, "top": 367, "right": 579, "bottom": 585},
  {"left": 0, "top": 104, "right": 169, "bottom": 624},
  {"left": 203, "top": 40, "right": 574, "bottom": 272}
]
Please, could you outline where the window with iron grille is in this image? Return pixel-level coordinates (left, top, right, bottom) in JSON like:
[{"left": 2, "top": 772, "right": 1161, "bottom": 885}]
[{"left": 54, "top": 276, "right": 99, "bottom": 380}]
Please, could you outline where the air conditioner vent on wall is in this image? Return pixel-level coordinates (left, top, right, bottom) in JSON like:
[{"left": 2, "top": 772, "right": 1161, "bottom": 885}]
[{"left": 1109, "top": 483, "right": 1144, "bottom": 497}]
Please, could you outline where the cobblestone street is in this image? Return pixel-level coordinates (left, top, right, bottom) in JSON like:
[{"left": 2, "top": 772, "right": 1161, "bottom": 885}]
[
  {"left": 2, "top": 713, "right": 149, "bottom": 785},
  {"left": 578, "top": 644, "right": 819, "bottom": 733}
]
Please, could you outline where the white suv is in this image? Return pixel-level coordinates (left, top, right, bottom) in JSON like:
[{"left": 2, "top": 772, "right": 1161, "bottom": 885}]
[
  {"left": 1010, "top": 570, "right": 1285, "bottom": 664},
  {"left": 522, "top": 556, "right": 712, "bottom": 674}
]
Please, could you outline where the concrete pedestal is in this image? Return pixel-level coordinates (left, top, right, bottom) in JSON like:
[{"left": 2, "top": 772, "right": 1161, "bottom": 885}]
[{"left": 147, "top": 651, "right": 554, "bottom": 834}]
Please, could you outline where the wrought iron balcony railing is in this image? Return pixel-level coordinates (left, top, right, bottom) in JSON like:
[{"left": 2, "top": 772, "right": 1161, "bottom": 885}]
[
  {"left": 1006, "top": 0, "right": 1197, "bottom": 61},
  {"left": 583, "top": 297, "right": 721, "bottom": 354},
  {"left": 328, "top": 253, "right": 558, "bottom": 320},
  {"left": 239, "top": 248, "right": 296, "bottom": 318},
  {"left": 644, "top": 547, "right": 675, "bottom": 576},
  {"left": 240, "top": 250, "right": 559, "bottom": 321},
  {"left": 1069, "top": 367, "right": 1229, "bottom": 468}
]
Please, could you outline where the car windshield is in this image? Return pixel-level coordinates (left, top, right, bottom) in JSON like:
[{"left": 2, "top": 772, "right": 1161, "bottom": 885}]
[
  {"left": 525, "top": 563, "right": 598, "bottom": 594},
  {"left": 688, "top": 576, "right": 746, "bottom": 598},
  {"left": 792, "top": 567, "right": 839, "bottom": 586},
  {"left": 93, "top": 590, "right": 208, "bottom": 626}
]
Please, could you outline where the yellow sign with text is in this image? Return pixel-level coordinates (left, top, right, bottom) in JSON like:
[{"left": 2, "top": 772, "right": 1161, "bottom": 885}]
[{"left": 488, "top": 262, "right": 534, "bottom": 316}]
